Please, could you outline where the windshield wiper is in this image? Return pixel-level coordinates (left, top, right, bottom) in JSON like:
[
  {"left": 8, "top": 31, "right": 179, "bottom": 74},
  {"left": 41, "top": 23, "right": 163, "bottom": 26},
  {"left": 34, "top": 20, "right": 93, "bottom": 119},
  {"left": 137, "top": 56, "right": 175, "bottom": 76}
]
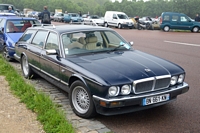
[{"left": 108, "top": 42, "right": 131, "bottom": 53}]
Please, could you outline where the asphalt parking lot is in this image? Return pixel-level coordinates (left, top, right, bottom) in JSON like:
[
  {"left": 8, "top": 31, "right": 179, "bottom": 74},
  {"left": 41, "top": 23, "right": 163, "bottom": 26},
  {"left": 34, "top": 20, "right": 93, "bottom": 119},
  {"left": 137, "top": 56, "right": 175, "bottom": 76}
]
[{"left": 6, "top": 21, "right": 200, "bottom": 133}]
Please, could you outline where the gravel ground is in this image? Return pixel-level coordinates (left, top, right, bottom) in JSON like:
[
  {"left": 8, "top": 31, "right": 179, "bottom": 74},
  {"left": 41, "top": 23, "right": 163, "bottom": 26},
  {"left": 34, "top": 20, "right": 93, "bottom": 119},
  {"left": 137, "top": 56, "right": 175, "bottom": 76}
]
[{"left": 0, "top": 76, "right": 45, "bottom": 133}]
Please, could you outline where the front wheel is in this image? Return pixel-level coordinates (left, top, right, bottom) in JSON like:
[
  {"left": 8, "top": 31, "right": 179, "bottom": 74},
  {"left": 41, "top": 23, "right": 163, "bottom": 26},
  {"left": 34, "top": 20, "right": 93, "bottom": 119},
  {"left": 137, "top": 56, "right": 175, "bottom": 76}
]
[
  {"left": 69, "top": 80, "right": 96, "bottom": 118},
  {"left": 21, "top": 55, "right": 34, "bottom": 79},
  {"left": 163, "top": 25, "right": 170, "bottom": 32},
  {"left": 2, "top": 46, "right": 12, "bottom": 61},
  {"left": 192, "top": 26, "right": 199, "bottom": 33}
]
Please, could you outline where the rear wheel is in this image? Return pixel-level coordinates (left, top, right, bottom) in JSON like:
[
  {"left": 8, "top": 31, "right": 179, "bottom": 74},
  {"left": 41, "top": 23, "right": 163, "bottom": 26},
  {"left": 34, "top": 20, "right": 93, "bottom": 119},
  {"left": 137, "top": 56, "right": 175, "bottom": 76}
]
[
  {"left": 163, "top": 25, "right": 170, "bottom": 32},
  {"left": 118, "top": 23, "right": 122, "bottom": 29},
  {"left": 192, "top": 26, "right": 199, "bottom": 32},
  {"left": 69, "top": 80, "right": 96, "bottom": 118},
  {"left": 104, "top": 22, "right": 108, "bottom": 27},
  {"left": 21, "top": 55, "right": 34, "bottom": 79}
]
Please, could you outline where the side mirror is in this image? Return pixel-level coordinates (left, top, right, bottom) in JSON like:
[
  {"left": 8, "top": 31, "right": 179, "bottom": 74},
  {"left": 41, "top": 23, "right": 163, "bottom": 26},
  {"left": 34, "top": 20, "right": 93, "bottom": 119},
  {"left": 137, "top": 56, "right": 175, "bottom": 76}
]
[
  {"left": 129, "top": 41, "right": 134, "bottom": 46},
  {"left": 0, "top": 27, "right": 4, "bottom": 34},
  {"left": 113, "top": 17, "right": 117, "bottom": 19}
]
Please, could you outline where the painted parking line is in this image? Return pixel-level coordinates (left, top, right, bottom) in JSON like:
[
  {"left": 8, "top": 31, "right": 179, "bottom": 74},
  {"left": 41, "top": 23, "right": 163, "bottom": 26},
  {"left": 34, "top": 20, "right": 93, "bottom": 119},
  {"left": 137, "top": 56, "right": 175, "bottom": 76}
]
[{"left": 164, "top": 40, "right": 200, "bottom": 47}]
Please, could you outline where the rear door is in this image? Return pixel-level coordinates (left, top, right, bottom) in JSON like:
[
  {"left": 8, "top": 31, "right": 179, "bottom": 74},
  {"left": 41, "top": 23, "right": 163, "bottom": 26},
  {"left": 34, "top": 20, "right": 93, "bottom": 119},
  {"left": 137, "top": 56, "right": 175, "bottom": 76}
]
[
  {"left": 28, "top": 30, "right": 48, "bottom": 70},
  {"left": 170, "top": 14, "right": 179, "bottom": 29}
]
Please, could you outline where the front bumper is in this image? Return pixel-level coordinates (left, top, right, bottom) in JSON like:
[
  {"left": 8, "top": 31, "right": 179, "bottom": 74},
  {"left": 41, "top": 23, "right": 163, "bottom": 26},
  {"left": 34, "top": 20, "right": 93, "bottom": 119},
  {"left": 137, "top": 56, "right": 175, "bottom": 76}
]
[
  {"left": 121, "top": 24, "right": 134, "bottom": 28},
  {"left": 7, "top": 46, "right": 15, "bottom": 58},
  {"left": 93, "top": 82, "right": 189, "bottom": 116}
]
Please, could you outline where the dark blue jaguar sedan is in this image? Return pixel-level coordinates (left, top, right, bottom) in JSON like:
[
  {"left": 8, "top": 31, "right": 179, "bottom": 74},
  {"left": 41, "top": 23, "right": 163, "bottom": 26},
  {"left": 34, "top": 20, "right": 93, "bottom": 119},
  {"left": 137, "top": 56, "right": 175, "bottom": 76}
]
[{"left": 14, "top": 24, "right": 189, "bottom": 118}]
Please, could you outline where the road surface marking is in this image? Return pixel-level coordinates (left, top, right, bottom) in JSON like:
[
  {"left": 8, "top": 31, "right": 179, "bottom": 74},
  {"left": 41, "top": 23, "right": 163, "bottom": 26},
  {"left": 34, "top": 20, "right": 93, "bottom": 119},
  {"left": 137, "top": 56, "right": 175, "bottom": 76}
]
[{"left": 164, "top": 40, "right": 200, "bottom": 47}]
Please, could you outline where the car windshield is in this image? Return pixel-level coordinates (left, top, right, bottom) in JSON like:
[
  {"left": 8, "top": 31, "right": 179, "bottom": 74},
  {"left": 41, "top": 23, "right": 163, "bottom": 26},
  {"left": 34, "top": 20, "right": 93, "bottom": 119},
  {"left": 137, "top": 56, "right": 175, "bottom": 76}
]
[
  {"left": 71, "top": 14, "right": 78, "bottom": 17},
  {"left": 117, "top": 14, "right": 129, "bottom": 19},
  {"left": 6, "top": 19, "right": 40, "bottom": 33},
  {"left": 62, "top": 30, "right": 132, "bottom": 56}
]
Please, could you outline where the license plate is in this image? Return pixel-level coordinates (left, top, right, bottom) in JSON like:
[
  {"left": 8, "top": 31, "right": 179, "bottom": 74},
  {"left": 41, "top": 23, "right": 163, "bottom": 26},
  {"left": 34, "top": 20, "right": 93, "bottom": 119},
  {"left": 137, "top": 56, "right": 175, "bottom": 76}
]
[{"left": 143, "top": 94, "right": 170, "bottom": 106}]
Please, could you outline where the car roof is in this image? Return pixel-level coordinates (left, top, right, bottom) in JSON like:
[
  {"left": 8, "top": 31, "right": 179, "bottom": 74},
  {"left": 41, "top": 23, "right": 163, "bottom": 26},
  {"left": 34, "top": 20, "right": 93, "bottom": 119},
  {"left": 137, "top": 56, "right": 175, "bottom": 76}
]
[
  {"left": 1, "top": 16, "right": 37, "bottom": 20},
  {"left": 29, "top": 25, "right": 112, "bottom": 34}
]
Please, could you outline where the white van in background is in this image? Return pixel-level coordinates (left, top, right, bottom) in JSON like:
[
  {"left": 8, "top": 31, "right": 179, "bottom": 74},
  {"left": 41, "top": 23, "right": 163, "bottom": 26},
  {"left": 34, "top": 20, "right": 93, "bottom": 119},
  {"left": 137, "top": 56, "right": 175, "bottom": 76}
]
[{"left": 104, "top": 11, "right": 134, "bottom": 29}]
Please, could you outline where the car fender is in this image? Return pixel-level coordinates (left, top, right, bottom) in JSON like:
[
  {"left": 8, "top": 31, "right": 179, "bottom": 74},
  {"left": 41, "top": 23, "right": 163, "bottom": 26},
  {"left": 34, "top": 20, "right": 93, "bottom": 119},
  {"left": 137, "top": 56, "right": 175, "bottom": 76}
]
[
  {"left": 69, "top": 74, "right": 94, "bottom": 94},
  {"left": 69, "top": 74, "right": 88, "bottom": 88}
]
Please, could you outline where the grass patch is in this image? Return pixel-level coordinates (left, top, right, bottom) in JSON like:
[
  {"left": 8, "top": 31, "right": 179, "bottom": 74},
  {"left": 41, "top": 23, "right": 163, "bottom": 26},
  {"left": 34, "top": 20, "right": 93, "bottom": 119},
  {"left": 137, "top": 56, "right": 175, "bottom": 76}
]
[{"left": 0, "top": 55, "right": 75, "bottom": 133}]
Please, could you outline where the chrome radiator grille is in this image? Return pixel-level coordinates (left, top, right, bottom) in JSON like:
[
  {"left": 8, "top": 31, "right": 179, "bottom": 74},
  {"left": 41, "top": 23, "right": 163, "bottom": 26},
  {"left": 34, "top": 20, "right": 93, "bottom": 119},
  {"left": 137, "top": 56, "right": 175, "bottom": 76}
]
[{"left": 133, "top": 75, "right": 171, "bottom": 94}]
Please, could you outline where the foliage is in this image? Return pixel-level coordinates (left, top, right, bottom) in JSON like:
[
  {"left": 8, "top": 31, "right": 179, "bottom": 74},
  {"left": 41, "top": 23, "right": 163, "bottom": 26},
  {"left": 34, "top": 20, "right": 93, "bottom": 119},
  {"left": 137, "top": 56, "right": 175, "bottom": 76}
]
[
  {"left": 1, "top": 0, "right": 200, "bottom": 18},
  {"left": 0, "top": 55, "right": 75, "bottom": 133}
]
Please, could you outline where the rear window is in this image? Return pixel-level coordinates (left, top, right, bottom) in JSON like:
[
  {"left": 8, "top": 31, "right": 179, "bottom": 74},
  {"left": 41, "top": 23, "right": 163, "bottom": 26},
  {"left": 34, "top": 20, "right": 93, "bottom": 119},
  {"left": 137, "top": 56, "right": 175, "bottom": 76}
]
[{"left": 163, "top": 15, "right": 170, "bottom": 21}]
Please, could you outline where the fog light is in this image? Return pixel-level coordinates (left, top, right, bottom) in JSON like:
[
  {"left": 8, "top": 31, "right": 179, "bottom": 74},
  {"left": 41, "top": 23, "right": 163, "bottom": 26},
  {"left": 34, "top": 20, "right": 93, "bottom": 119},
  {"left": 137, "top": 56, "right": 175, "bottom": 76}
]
[
  {"left": 110, "top": 101, "right": 122, "bottom": 107},
  {"left": 100, "top": 101, "right": 106, "bottom": 107}
]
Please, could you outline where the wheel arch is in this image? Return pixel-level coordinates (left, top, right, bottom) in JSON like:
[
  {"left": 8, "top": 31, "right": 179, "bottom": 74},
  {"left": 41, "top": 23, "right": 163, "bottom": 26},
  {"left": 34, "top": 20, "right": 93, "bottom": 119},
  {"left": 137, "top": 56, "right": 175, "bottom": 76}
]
[
  {"left": 163, "top": 25, "right": 170, "bottom": 31},
  {"left": 69, "top": 74, "right": 88, "bottom": 89}
]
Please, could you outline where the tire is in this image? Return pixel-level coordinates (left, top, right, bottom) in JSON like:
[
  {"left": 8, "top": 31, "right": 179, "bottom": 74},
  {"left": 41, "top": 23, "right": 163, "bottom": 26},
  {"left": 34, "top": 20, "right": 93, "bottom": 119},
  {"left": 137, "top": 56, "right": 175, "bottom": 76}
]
[
  {"left": 163, "top": 25, "right": 170, "bottom": 32},
  {"left": 192, "top": 26, "right": 199, "bottom": 33},
  {"left": 118, "top": 23, "right": 122, "bottom": 29},
  {"left": 21, "top": 55, "right": 34, "bottom": 79},
  {"left": 2, "top": 46, "right": 12, "bottom": 62},
  {"left": 104, "top": 22, "right": 108, "bottom": 27},
  {"left": 69, "top": 80, "right": 96, "bottom": 118}
]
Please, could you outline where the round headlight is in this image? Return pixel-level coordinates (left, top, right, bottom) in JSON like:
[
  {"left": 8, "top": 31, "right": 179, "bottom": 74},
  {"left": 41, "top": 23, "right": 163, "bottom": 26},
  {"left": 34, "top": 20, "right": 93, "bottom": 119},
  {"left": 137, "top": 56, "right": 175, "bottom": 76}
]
[
  {"left": 108, "top": 86, "right": 119, "bottom": 96},
  {"left": 178, "top": 74, "right": 185, "bottom": 83},
  {"left": 170, "top": 76, "right": 178, "bottom": 85},
  {"left": 121, "top": 85, "right": 131, "bottom": 95}
]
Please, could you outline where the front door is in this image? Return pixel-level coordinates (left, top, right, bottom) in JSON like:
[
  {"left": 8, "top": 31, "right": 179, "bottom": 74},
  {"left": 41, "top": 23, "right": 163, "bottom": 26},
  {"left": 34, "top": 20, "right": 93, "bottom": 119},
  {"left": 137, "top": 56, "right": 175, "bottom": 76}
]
[
  {"left": 178, "top": 15, "right": 193, "bottom": 30},
  {"left": 40, "top": 32, "right": 61, "bottom": 82}
]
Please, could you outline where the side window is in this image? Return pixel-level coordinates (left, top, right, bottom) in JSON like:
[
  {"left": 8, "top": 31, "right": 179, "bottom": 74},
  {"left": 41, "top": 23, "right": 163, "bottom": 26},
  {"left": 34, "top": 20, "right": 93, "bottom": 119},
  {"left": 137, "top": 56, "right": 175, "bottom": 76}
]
[
  {"left": 163, "top": 15, "right": 170, "bottom": 21},
  {"left": 113, "top": 14, "right": 117, "bottom": 19},
  {"left": 32, "top": 31, "right": 48, "bottom": 48},
  {"left": 19, "top": 30, "right": 36, "bottom": 43},
  {"left": 172, "top": 15, "right": 178, "bottom": 21},
  {"left": 45, "top": 32, "right": 59, "bottom": 50},
  {"left": 180, "top": 16, "right": 188, "bottom": 22}
]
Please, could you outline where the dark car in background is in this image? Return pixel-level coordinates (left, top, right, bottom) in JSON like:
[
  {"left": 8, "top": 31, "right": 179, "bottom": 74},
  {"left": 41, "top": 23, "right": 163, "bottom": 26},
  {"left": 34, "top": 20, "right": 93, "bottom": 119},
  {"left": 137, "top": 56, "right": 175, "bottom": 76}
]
[
  {"left": 160, "top": 12, "right": 200, "bottom": 32},
  {"left": 14, "top": 24, "right": 189, "bottom": 118},
  {"left": 0, "top": 16, "right": 40, "bottom": 61}
]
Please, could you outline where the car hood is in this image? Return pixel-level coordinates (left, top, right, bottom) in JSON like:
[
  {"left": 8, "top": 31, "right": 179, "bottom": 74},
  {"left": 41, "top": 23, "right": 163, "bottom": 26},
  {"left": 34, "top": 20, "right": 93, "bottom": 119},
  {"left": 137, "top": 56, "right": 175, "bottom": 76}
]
[
  {"left": 67, "top": 50, "right": 184, "bottom": 85},
  {"left": 7, "top": 33, "right": 23, "bottom": 43}
]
